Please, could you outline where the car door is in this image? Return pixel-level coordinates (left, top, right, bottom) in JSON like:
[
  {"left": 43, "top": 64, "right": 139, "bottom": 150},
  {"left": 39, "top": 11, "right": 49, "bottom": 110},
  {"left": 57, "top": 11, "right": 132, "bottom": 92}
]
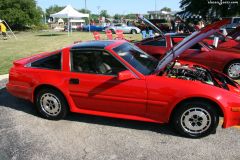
[
  {"left": 115, "top": 24, "right": 122, "bottom": 30},
  {"left": 123, "top": 25, "right": 131, "bottom": 33},
  {"left": 67, "top": 49, "right": 147, "bottom": 116},
  {"left": 118, "top": 24, "right": 129, "bottom": 33}
]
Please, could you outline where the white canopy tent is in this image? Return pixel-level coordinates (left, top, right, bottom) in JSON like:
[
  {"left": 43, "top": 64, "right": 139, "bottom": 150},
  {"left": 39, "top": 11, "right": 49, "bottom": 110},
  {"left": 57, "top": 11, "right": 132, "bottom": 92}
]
[{"left": 50, "top": 5, "right": 89, "bottom": 35}]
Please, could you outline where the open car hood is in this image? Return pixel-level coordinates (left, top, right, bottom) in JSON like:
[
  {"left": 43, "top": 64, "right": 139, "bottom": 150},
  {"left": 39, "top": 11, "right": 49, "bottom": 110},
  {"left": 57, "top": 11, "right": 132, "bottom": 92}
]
[
  {"left": 137, "top": 15, "right": 164, "bottom": 37},
  {"left": 155, "top": 19, "right": 230, "bottom": 72},
  {"left": 227, "top": 25, "right": 240, "bottom": 39}
]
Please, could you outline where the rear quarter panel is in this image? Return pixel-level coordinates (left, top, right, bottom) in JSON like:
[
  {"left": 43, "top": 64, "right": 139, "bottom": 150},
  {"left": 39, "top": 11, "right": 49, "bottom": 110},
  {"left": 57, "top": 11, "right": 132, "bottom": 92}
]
[{"left": 8, "top": 66, "right": 68, "bottom": 102}]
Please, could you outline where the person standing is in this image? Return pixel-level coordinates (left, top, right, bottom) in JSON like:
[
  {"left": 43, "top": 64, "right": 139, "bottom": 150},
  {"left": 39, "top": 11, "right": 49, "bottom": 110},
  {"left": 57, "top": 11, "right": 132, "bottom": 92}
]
[
  {"left": 0, "top": 20, "right": 7, "bottom": 40},
  {"left": 196, "top": 21, "right": 205, "bottom": 30}
]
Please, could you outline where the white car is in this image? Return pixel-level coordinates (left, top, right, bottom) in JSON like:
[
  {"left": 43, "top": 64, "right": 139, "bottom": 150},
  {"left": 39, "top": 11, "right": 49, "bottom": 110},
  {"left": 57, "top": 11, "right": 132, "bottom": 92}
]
[{"left": 106, "top": 24, "right": 141, "bottom": 34}]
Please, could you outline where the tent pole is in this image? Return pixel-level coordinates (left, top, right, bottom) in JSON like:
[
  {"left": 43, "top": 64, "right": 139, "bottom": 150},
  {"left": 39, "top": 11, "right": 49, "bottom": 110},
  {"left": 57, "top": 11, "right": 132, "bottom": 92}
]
[
  {"left": 68, "top": 18, "right": 70, "bottom": 37},
  {"left": 71, "top": 19, "right": 73, "bottom": 35}
]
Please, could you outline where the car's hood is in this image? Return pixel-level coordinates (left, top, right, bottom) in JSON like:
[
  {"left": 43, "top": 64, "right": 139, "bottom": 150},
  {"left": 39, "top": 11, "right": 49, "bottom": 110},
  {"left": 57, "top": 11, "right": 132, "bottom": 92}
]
[
  {"left": 155, "top": 19, "right": 230, "bottom": 73},
  {"left": 227, "top": 25, "right": 240, "bottom": 39},
  {"left": 216, "top": 47, "right": 240, "bottom": 53},
  {"left": 138, "top": 15, "right": 164, "bottom": 37}
]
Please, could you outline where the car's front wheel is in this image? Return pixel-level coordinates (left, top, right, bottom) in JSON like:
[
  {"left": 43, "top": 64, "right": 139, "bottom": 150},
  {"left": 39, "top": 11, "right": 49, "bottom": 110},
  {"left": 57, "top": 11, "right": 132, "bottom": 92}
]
[
  {"left": 225, "top": 61, "right": 240, "bottom": 79},
  {"left": 35, "top": 88, "right": 68, "bottom": 120},
  {"left": 172, "top": 100, "right": 219, "bottom": 138}
]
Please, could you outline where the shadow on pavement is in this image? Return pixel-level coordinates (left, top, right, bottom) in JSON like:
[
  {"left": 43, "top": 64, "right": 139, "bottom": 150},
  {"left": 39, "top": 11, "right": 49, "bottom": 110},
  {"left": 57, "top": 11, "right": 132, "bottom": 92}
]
[
  {"left": 0, "top": 88, "right": 38, "bottom": 116},
  {"left": 36, "top": 33, "right": 66, "bottom": 37},
  {"left": 0, "top": 87, "right": 180, "bottom": 137}
]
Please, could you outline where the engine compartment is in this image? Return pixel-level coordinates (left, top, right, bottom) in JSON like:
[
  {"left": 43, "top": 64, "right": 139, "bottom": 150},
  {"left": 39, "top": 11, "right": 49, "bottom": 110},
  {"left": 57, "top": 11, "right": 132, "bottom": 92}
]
[
  {"left": 164, "top": 61, "right": 240, "bottom": 92},
  {"left": 166, "top": 61, "right": 215, "bottom": 85}
]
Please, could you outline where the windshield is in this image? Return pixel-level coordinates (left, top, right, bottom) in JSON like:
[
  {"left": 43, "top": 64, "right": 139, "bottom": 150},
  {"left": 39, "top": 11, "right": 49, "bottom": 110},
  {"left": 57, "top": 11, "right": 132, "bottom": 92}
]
[{"left": 113, "top": 43, "right": 158, "bottom": 75}]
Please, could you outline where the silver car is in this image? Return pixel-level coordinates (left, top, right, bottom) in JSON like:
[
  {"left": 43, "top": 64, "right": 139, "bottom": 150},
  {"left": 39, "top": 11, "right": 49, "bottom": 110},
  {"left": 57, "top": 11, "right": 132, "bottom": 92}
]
[{"left": 106, "top": 24, "right": 141, "bottom": 34}]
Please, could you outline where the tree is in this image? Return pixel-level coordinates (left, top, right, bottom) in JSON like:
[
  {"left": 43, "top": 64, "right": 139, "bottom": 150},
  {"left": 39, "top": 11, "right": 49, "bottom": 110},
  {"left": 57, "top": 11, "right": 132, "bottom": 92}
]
[
  {"left": 124, "top": 14, "right": 137, "bottom": 20},
  {"left": 100, "top": 10, "right": 110, "bottom": 18},
  {"left": 78, "top": 8, "right": 91, "bottom": 24},
  {"left": 78, "top": 8, "right": 91, "bottom": 14},
  {"left": 0, "top": 0, "right": 42, "bottom": 29},
  {"left": 180, "top": 0, "right": 240, "bottom": 20},
  {"left": 160, "top": 7, "right": 171, "bottom": 12},
  {"left": 114, "top": 14, "right": 123, "bottom": 20},
  {"left": 46, "top": 5, "right": 65, "bottom": 19},
  {"left": 90, "top": 14, "right": 100, "bottom": 23}
]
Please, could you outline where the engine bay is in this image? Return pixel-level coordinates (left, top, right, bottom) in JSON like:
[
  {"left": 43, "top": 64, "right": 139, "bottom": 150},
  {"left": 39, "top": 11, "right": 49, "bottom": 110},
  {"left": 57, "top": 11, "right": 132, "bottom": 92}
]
[
  {"left": 164, "top": 61, "right": 239, "bottom": 91},
  {"left": 166, "top": 61, "right": 215, "bottom": 85}
]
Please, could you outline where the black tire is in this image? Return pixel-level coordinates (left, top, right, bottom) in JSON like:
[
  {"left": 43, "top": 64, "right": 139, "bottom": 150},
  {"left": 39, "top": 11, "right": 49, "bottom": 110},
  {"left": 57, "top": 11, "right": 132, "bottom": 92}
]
[
  {"left": 224, "top": 61, "right": 240, "bottom": 80},
  {"left": 35, "top": 88, "right": 69, "bottom": 120},
  {"left": 171, "top": 100, "right": 219, "bottom": 138},
  {"left": 131, "top": 29, "right": 137, "bottom": 34}
]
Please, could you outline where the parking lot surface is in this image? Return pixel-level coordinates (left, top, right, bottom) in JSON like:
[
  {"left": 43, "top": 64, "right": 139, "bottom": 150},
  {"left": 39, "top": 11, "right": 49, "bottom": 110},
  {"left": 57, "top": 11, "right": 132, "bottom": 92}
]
[{"left": 0, "top": 78, "right": 240, "bottom": 160}]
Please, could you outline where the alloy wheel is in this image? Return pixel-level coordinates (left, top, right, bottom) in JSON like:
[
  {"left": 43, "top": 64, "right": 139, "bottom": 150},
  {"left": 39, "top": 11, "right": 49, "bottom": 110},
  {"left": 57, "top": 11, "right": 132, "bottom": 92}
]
[
  {"left": 228, "top": 63, "right": 240, "bottom": 78},
  {"left": 40, "top": 93, "right": 61, "bottom": 116},
  {"left": 180, "top": 107, "right": 211, "bottom": 134}
]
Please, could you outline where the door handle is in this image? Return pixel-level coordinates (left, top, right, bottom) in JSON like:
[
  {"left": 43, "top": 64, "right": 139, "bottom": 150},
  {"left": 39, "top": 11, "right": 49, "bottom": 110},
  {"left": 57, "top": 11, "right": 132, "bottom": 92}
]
[{"left": 69, "top": 78, "right": 80, "bottom": 84}]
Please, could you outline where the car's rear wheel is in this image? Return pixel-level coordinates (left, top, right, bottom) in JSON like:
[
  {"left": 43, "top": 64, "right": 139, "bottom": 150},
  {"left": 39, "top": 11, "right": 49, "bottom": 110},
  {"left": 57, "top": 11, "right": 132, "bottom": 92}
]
[
  {"left": 225, "top": 61, "right": 240, "bottom": 79},
  {"left": 35, "top": 88, "right": 68, "bottom": 120},
  {"left": 172, "top": 101, "right": 219, "bottom": 138},
  {"left": 131, "top": 29, "right": 137, "bottom": 34}
]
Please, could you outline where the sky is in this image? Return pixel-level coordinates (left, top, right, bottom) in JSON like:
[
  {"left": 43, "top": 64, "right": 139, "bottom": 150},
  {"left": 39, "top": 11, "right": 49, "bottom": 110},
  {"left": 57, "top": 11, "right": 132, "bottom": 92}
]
[{"left": 36, "top": 0, "right": 181, "bottom": 15}]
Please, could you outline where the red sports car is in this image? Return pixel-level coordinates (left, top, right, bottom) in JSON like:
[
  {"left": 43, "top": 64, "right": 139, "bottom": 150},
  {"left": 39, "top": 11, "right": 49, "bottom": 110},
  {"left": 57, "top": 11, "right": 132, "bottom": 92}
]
[
  {"left": 204, "top": 28, "right": 240, "bottom": 49},
  {"left": 7, "top": 20, "right": 240, "bottom": 138},
  {"left": 136, "top": 17, "right": 240, "bottom": 79},
  {"left": 165, "top": 31, "right": 240, "bottom": 50}
]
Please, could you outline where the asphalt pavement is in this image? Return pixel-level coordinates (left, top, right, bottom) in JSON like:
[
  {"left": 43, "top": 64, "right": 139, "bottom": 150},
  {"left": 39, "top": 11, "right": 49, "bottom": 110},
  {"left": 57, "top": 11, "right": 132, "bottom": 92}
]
[{"left": 0, "top": 78, "right": 240, "bottom": 160}]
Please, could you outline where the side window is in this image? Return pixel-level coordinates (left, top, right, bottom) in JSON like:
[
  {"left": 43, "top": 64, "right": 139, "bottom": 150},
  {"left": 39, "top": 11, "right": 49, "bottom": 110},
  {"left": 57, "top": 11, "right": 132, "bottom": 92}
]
[
  {"left": 30, "top": 52, "right": 62, "bottom": 70},
  {"left": 233, "top": 18, "right": 240, "bottom": 24},
  {"left": 71, "top": 50, "right": 127, "bottom": 75},
  {"left": 142, "top": 38, "right": 166, "bottom": 47}
]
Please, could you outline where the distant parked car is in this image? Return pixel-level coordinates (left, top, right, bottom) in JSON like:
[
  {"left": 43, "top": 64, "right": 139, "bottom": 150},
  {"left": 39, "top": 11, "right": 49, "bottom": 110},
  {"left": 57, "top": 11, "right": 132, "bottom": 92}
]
[
  {"left": 135, "top": 17, "right": 240, "bottom": 79},
  {"left": 222, "top": 17, "right": 240, "bottom": 33},
  {"left": 106, "top": 24, "right": 141, "bottom": 34},
  {"left": 83, "top": 25, "right": 106, "bottom": 32}
]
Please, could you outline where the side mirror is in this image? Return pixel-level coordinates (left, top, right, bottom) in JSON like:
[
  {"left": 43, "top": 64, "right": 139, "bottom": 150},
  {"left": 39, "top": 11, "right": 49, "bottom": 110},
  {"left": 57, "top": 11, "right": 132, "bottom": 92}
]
[
  {"left": 201, "top": 47, "right": 209, "bottom": 52},
  {"left": 118, "top": 70, "right": 136, "bottom": 81}
]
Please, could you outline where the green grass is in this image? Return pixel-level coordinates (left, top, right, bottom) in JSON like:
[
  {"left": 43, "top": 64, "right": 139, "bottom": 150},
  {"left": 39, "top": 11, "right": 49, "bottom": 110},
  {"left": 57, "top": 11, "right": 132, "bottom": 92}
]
[{"left": 0, "top": 31, "right": 141, "bottom": 74}]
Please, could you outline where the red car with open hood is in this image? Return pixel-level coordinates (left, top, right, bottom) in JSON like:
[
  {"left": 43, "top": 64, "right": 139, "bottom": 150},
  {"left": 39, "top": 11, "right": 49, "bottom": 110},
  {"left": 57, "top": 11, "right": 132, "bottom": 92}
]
[
  {"left": 136, "top": 16, "right": 240, "bottom": 79},
  {"left": 7, "top": 20, "right": 240, "bottom": 138}
]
